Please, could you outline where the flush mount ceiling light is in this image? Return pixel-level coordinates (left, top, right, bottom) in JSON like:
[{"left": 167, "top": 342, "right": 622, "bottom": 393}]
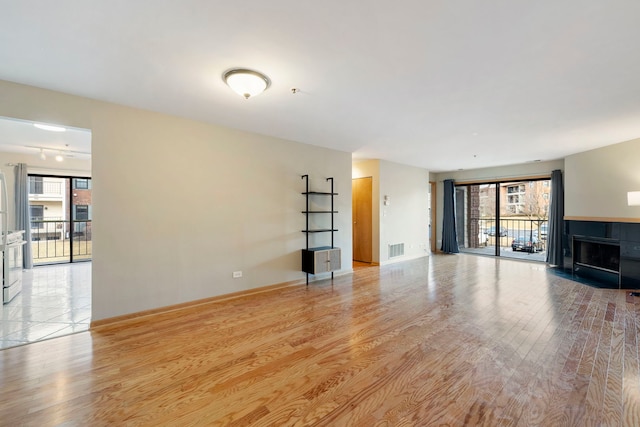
[
  {"left": 33, "top": 123, "right": 66, "bottom": 132},
  {"left": 223, "top": 68, "right": 270, "bottom": 99}
]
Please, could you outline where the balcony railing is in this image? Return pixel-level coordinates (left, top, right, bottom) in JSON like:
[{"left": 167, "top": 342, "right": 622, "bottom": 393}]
[
  {"left": 30, "top": 219, "right": 92, "bottom": 264},
  {"left": 465, "top": 218, "right": 549, "bottom": 250},
  {"left": 29, "top": 181, "right": 64, "bottom": 197}
]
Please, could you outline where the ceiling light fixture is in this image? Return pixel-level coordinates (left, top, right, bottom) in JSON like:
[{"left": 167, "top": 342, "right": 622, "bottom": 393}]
[
  {"left": 33, "top": 123, "right": 66, "bottom": 132},
  {"left": 27, "top": 145, "right": 89, "bottom": 159},
  {"left": 223, "top": 68, "right": 270, "bottom": 99}
]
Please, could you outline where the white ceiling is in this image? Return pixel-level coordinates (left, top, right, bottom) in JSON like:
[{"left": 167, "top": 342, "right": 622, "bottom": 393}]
[
  {"left": 1, "top": 1, "right": 639, "bottom": 172},
  {"left": 0, "top": 117, "right": 91, "bottom": 160}
]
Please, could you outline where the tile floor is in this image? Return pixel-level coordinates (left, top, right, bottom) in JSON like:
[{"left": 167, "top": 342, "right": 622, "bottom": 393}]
[{"left": 1, "top": 262, "right": 91, "bottom": 350}]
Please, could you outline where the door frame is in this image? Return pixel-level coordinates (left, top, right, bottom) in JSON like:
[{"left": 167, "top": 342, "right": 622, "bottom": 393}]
[{"left": 352, "top": 176, "right": 373, "bottom": 263}]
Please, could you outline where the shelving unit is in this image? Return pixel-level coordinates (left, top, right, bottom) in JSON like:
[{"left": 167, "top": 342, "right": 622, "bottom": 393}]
[{"left": 301, "top": 174, "right": 341, "bottom": 284}]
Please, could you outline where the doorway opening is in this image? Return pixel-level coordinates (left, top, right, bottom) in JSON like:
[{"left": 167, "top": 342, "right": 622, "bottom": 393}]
[{"left": 0, "top": 116, "right": 92, "bottom": 349}]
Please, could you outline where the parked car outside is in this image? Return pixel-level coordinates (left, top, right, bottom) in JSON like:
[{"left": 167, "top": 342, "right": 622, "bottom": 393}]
[
  {"left": 511, "top": 233, "right": 541, "bottom": 253},
  {"left": 539, "top": 223, "right": 548, "bottom": 238},
  {"left": 486, "top": 226, "right": 508, "bottom": 237}
]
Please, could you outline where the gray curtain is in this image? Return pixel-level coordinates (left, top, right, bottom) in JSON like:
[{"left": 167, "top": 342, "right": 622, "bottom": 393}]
[
  {"left": 546, "top": 169, "right": 564, "bottom": 266},
  {"left": 15, "top": 163, "right": 33, "bottom": 269},
  {"left": 441, "top": 179, "right": 459, "bottom": 253}
]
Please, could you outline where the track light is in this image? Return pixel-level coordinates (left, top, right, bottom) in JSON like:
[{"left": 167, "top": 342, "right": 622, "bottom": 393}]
[{"left": 29, "top": 145, "right": 89, "bottom": 161}]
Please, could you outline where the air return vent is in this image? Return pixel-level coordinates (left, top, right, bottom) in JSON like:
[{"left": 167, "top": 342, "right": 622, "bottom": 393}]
[{"left": 388, "top": 243, "right": 405, "bottom": 258}]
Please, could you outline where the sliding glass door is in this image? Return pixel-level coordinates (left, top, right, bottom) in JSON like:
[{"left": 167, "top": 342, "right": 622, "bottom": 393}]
[
  {"left": 456, "top": 179, "right": 550, "bottom": 261},
  {"left": 29, "top": 174, "right": 92, "bottom": 265}
]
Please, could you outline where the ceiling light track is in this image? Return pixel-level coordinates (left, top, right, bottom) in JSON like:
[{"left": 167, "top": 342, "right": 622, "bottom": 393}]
[{"left": 26, "top": 145, "right": 90, "bottom": 162}]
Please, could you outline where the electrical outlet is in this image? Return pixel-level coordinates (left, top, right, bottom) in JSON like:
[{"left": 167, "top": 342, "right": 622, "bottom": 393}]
[{"left": 232, "top": 271, "right": 242, "bottom": 278}]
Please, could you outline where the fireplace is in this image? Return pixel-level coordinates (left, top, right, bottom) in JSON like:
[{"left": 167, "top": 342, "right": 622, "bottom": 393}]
[
  {"left": 572, "top": 235, "right": 620, "bottom": 287},
  {"left": 564, "top": 220, "right": 640, "bottom": 289}
]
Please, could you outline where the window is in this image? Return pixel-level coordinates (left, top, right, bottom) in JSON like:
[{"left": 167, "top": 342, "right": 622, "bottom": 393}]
[
  {"left": 507, "top": 184, "right": 526, "bottom": 194},
  {"left": 74, "top": 205, "right": 89, "bottom": 220},
  {"left": 73, "top": 205, "right": 90, "bottom": 235},
  {"left": 29, "top": 176, "right": 43, "bottom": 194},
  {"left": 73, "top": 178, "right": 90, "bottom": 190},
  {"left": 506, "top": 184, "right": 525, "bottom": 214},
  {"left": 30, "top": 205, "right": 44, "bottom": 229}
]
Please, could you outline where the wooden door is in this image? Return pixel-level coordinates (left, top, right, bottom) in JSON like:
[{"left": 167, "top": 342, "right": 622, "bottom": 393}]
[{"left": 352, "top": 177, "right": 372, "bottom": 262}]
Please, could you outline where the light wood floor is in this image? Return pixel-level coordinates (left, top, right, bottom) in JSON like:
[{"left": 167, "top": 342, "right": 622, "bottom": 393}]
[{"left": 1, "top": 254, "right": 639, "bottom": 426}]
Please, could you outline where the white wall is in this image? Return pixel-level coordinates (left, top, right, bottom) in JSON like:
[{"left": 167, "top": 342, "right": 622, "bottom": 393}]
[
  {"left": 433, "top": 159, "right": 564, "bottom": 250},
  {"left": 379, "top": 160, "right": 430, "bottom": 264},
  {"left": 565, "top": 137, "right": 640, "bottom": 220},
  {"left": 352, "top": 159, "right": 430, "bottom": 265},
  {"left": 0, "top": 80, "right": 352, "bottom": 321}
]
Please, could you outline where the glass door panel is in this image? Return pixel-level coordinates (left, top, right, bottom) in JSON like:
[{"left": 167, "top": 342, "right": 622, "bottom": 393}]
[
  {"left": 71, "top": 178, "right": 92, "bottom": 262},
  {"left": 500, "top": 180, "right": 549, "bottom": 262},
  {"left": 30, "top": 176, "right": 71, "bottom": 264},
  {"left": 457, "top": 184, "right": 498, "bottom": 256}
]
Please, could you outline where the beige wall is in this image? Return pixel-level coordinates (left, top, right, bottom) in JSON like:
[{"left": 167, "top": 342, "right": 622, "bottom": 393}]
[
  {"left": 352, "top": 159, "right": 430, "bottom": 265},
  {"left": 433, "top": 159, "right": 564, "bottom": 250},
  {"left": 0, "top": 80, "right": 352, "bottom": 321},
  {"left": 565, "top": 137, "right": 640, "bottom": 220}
]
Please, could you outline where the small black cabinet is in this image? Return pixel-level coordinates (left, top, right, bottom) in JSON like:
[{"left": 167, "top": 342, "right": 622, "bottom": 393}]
[
  {"left": 302, "top": 246, "right": 341, "bottom": 274},
  {"left": 301, "top": 175, "right": 340, "bottom": 284}
]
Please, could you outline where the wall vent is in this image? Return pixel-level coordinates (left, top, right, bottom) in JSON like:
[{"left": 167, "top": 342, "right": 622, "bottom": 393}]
[{"left": 388, "top": 243, "right": 405, "bottom": 258}]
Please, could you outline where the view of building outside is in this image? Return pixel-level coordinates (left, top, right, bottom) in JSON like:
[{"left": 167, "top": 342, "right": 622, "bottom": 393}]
[
  {"left": 457, "top": 179, "right": 550, "bottom": 261},
  {"left": 28, "top": 175, "right": 92, "bottom": 264}
]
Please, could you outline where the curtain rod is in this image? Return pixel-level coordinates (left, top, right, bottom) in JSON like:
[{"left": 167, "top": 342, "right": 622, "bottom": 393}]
[
  {"left": 5, "top": 163, "right": 91, "bottom": 174},
  {"left": 439, "top": 173, "right": 554, "bottom": 184}
]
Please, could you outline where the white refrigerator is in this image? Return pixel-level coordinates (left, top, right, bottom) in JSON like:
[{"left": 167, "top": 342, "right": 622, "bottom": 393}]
[
  {"left": 0, "top": 171, "right": 7, "bottom": 254},
  {"left": 1, "top": 171, "right": 26, "bottom": 303}
]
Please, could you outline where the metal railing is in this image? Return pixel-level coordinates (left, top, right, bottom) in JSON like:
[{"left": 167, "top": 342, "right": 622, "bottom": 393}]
[
  {"left": 30, "top": 219, "right": 92, "bottom": 264},
  {"left": 467, "top": 218, "right": 548, "bottom": 250},
  {"left": 29, "top": 181, "right": 64, "bottom": 196}
]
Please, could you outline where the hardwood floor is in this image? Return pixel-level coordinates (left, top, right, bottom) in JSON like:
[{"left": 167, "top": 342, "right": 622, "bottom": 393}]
[{"left": 1, "top": 254, "right": 639, "bottom": 426}]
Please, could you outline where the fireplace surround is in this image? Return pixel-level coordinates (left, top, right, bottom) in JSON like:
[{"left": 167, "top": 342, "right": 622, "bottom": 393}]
[{"left": 563, "top": 220, "right": 640, "bottom": 289}]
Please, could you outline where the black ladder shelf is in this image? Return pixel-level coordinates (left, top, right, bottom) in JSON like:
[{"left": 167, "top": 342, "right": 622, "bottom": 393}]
[{"left": 301, "top": 174, "right": 341, "bottom": 285}]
